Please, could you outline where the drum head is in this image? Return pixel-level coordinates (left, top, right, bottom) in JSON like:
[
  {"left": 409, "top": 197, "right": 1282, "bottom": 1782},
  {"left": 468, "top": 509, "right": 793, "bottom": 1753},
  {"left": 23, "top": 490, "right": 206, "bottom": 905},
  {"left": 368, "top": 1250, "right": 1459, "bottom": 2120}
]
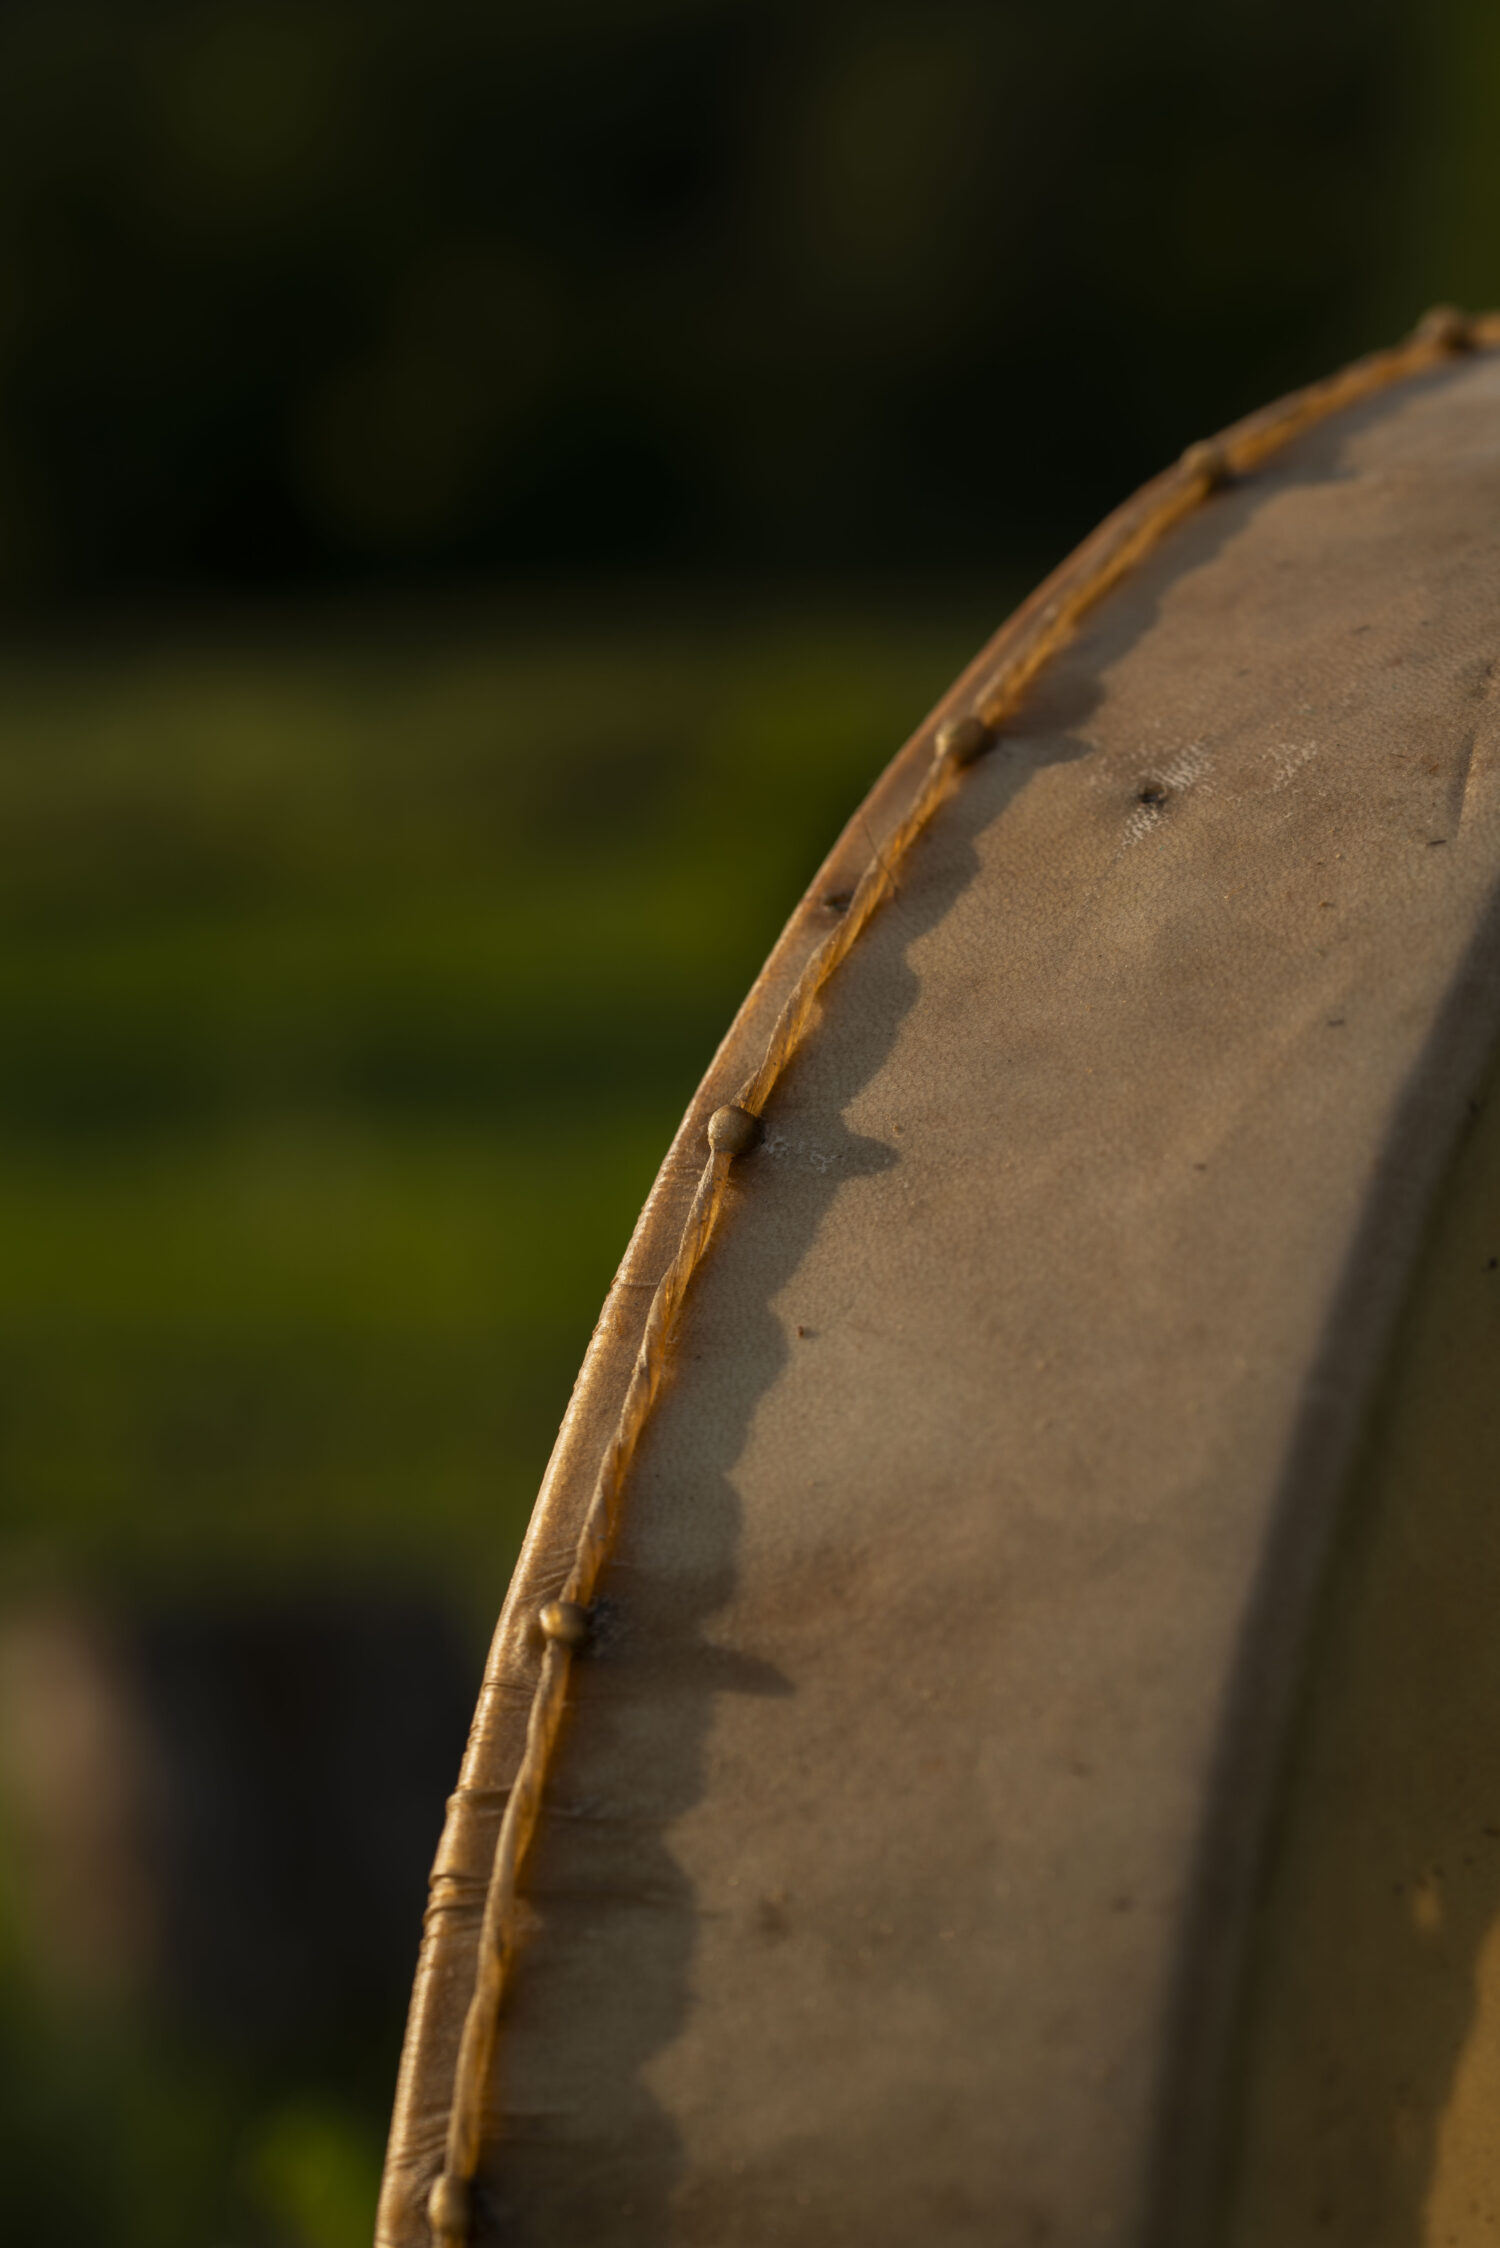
[{"left": 380, "top": 323, "right": 1500, "bottom": 2247}]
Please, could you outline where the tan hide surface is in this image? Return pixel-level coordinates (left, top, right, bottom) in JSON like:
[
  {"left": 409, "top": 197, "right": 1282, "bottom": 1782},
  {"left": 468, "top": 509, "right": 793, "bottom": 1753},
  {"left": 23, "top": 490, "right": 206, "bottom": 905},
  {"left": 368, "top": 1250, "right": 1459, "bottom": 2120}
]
[{"left": 379, "top": 347, "right": 1500, "bottom": 2248}]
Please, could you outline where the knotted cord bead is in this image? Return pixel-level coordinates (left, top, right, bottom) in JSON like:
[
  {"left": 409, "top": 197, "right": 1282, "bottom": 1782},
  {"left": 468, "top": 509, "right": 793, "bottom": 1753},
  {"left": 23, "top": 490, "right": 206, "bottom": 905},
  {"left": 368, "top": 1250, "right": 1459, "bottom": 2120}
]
[
  {"left": 427, "top": 2171, "right": 469, "bottom": 2246},
  {"left": 1415, "top": 304, "right": 1474, "bottom": 354},
  {"left": 539, "top": 1599, "right": 591, "bottom": 1649},
  {"left": 708, "top": 1104, "right": 760, "bottom": 1156},
  {"left": 935, "top": 713, "right": 993, "bottom": 766},
  {"left": 1180, "top": 439, "right": 1232, "bottom": 491}
]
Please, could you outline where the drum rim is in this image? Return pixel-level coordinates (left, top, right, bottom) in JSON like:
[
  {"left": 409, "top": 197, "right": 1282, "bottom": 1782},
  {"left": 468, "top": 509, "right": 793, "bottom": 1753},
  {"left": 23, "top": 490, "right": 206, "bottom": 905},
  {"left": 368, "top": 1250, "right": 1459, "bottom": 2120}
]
[{"left": 380, "top": 304, "right": 1500, "bottom": 2248}]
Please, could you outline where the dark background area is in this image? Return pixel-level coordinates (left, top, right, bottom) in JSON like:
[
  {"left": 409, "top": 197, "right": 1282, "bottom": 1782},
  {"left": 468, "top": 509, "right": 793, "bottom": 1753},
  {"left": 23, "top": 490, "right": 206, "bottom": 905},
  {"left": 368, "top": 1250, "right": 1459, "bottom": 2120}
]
[
  {"left": 0, "top": 4, "right": 1495, "bottom": 2245},
  {"left": 0, "top": 0, "right": 1484, "bottom": 606}
]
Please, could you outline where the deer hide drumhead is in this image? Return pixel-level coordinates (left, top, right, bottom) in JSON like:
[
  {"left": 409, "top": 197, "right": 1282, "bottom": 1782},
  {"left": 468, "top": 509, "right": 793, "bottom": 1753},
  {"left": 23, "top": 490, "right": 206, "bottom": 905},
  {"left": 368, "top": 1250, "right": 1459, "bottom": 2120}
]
[{"left": 379, "top": 342, "right": 1500, "bottom": 2248}]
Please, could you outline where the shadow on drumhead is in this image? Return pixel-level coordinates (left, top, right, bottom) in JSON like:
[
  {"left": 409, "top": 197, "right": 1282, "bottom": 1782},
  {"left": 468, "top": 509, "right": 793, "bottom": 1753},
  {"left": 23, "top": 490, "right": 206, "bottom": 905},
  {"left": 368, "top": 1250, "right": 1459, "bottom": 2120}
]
[
  {"left": 472, "top": 1000, "right": 924, "bottom": 2238},
  {"left": 456, "top": 770, "right": 1048, "bottom": 2237}
]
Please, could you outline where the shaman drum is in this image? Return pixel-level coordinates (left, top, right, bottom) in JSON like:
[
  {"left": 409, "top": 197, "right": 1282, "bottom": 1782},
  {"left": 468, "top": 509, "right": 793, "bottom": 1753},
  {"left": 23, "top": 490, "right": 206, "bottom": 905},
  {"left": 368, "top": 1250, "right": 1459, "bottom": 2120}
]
[{"left": 379, "top": 311, "right": 1500, "bottom": 2248}]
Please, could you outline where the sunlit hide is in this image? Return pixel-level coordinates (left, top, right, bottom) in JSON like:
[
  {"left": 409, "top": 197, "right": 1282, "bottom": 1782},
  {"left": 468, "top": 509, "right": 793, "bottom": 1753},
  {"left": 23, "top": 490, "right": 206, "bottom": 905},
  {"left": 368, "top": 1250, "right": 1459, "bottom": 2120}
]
[{"left": 380, "top": 334, "right": 1500, "bottom": 2247}]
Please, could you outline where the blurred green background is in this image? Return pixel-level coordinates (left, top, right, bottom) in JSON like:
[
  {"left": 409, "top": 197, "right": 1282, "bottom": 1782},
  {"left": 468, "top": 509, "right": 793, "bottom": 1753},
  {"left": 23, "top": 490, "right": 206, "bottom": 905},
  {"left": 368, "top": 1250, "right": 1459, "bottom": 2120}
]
[{"left": 0, "top": 3, "right": 1494, "bottom": 2244}]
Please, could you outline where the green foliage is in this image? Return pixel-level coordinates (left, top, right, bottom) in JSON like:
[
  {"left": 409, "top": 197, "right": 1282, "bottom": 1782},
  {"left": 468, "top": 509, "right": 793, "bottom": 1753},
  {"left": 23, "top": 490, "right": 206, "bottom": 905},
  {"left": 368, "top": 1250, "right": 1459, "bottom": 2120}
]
[{"left": 244, "top": 2098, "right": 384, "bottom": 2248}]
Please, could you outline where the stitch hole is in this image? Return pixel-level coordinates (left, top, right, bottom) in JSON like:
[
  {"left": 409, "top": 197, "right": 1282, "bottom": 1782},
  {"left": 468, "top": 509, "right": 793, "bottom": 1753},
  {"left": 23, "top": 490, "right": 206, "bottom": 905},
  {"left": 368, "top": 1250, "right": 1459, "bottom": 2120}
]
[{"left": 1137, "top": 783, "right": 1169, "bottom": 810}]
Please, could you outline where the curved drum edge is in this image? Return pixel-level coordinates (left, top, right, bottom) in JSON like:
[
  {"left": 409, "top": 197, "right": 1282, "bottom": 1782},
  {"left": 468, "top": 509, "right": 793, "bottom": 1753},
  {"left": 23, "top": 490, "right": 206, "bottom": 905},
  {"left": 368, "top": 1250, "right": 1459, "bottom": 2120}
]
[
  {"left": 1212, "top": 1025, "right": 1500, "bottom": 2246},
  {"left": 1147, "top": 912, "right": 1500, "bottom": 2248},
  {"left": 378, "top": 317, "right": 1500, "bottom": 2248}
]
